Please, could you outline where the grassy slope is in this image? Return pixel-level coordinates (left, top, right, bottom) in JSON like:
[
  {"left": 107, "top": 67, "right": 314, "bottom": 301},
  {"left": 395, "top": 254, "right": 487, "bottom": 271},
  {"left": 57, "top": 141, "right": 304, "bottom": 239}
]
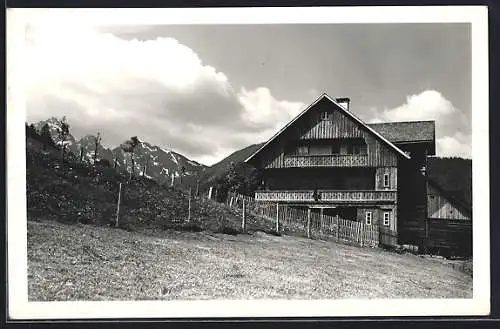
[
  {"left": 26, "top": 137, "right": 271, "bottom": 234},
  {"left": 26, "top": 138, "right": 472, "bottom": 301},
  {"left": 28, "top": 220, "right": 472, "bottom": 301}
]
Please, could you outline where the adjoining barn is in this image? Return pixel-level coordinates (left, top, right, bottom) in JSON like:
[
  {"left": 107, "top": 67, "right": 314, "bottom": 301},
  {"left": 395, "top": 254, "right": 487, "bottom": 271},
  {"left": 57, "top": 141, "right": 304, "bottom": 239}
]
[
  {"left": 425, "top": 180, "right": 472, "bottom": 257},
  {"left": 244, "top": 93, "right": 472, "bottom": 256}
]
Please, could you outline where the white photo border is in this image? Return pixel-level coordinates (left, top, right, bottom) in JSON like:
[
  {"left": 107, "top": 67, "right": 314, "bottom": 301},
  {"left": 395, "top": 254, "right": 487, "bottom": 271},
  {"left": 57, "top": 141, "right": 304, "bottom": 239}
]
[{"left": 6, "top": 6, "right": 490, "bottom": 319}]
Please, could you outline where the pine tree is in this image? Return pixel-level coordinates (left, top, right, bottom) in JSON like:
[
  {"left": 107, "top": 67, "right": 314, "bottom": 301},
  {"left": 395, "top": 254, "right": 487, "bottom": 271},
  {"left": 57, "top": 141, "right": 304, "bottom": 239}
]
[
  {"left": 39, "top": 123, "right": 55, "bottom": 150},
  {"left": 225, "top": 161, "right": 243, "bottom": 193},
  {"left": 26, "top": 123, "right": 39, "bottom": 140}
]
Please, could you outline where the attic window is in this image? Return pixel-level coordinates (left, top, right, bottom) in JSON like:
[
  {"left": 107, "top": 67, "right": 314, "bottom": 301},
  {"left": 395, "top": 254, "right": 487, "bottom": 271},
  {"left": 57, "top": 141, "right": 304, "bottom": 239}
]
[
  {"left": 320, "top": 112, "right": 331, "bottom": 121},
  {"left": 383, "top": 173, "right": 390, "bottom": 188}
]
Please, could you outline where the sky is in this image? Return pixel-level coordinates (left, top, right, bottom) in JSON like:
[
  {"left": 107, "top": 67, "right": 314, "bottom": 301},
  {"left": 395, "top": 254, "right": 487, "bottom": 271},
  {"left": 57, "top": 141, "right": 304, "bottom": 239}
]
[{"left": 22, "top": 10, "right": 472, "bottom": 166}]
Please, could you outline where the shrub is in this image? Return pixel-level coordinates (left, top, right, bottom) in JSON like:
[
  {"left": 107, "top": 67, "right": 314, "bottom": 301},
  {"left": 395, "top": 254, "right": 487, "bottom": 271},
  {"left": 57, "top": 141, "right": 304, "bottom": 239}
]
[{"left": 218, "top": 226, "right": 240, "bottom": 235}]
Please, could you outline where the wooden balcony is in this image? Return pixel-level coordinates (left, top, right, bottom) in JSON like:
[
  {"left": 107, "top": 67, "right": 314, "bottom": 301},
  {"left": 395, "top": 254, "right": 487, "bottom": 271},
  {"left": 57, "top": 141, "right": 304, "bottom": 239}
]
[
  {"left": 283, "top": 154, "right": 369, "bottom": 168},
  {"left": 255, "top": 190, "right": 397, "bottom": 203}
]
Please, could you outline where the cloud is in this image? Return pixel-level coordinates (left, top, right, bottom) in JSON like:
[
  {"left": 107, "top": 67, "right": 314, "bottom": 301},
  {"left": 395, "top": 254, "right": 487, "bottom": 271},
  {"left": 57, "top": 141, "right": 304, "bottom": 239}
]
[
  {"left": 367, "top": 90, "right": 471, "bottom": 158},
  {"left": 436, "top": 134, "right": 471, "bottom": 158},
  {"left": 238, "top": 87, "right": 304, "bottom": 129},
  {"left": 377, "top": 90, "right": 455, "bottom": 121},
  {"left": 24, "top": 19, "right": 305, "bottom": 165}
]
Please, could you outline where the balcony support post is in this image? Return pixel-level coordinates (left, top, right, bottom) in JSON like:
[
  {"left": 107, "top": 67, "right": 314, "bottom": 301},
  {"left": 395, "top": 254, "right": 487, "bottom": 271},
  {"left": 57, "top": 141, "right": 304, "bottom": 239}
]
[{"left": 275, "top": 203, "right": 280, "bottom": 233}]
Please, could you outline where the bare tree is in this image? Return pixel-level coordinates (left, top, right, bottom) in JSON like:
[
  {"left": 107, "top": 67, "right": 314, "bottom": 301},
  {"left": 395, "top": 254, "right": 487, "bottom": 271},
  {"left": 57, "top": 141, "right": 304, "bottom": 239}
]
[
  {"left": 93, "top": 132, "right": 102, "bottom": 165},
  {"left": 180, "top": 165, "right": 186, "bottom": 185},
  {"left": 80, "top": 146, "right": 85, "bottom": 162},
  {"left": 120, "top": 136, "right": 140, "bottom": 183},
  {"left": 142, "top": 158, "right": 149, "bottom": 177}
]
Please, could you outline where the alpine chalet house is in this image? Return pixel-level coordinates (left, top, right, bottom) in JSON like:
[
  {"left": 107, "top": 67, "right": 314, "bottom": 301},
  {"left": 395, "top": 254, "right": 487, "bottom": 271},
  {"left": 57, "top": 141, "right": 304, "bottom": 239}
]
[{"left": 244, "top": 94, "right": 471, "bottom": 254}]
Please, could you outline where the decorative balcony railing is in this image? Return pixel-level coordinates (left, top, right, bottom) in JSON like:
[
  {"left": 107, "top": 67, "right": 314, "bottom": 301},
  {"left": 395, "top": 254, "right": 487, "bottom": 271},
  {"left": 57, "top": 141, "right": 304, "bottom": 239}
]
[
  {"left": 254, "top": 190, "right": 397, "bottom": 203},
  {"left": 283, "top": 154, "right": 369, "bottom": 167}
]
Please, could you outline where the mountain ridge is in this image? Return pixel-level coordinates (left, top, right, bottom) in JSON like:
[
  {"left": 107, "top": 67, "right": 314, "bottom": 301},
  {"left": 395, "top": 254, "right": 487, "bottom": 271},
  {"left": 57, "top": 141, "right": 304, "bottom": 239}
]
[{"left": 31, "top": 117, "right": 208, "bottom": 186}]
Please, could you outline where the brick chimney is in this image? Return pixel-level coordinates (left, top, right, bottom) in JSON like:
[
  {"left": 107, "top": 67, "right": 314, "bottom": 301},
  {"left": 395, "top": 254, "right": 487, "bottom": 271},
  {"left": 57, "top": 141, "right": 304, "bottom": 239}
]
[{"left": 335, "top": 97, "right": 351, "bottom": 111}]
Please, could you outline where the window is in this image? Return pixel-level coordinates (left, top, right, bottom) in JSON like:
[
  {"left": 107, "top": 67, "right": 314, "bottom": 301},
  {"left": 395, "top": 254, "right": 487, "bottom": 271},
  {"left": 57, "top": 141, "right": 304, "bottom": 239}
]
[
  {"left": 309, "top": 145, "right": 332, "bottom": 155},
  {"left": 297, "top": 146, "right": 309, "bottom": 155},
  {"left": 365, "top": 212, "right": 372, "bottom": 225},
  {"left": 383, "top": 212, "right": 390, "bottom": 226},
  {"left": 320, "top": 112, "right": 331, "bottom": 121},
  {"left": 339, "top": 138, "right": 367, "bottom": 155},
  {"left": 383, "top": 173, "right": 390, "bottom": 188}
]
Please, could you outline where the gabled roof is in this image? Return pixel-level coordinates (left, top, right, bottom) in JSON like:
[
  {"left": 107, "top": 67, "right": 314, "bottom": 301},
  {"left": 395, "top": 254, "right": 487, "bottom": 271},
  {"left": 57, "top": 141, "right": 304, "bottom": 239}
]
[
  {"left": 367, "top": 121, "right": 435, "bottom": 144},
  {"left": 245, "top": 94, "right": 411, "bottom": 163}
]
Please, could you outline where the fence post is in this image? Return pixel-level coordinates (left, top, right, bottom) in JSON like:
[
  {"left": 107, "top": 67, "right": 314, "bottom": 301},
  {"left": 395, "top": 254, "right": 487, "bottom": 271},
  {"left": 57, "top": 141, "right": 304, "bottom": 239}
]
[
  {"left": 115, "top": 182, "right": 122, "bottom": 227},
  {"left": 307, "top": 208, "right": 311, "bottom": 239},
  {"left": 188, "top": 188, "right": 192, "bottom": 221},
  {"left": 276, "top": 203, "right": 280, "bottom": 233},
  {"left": 336, "top": 215, "right": 340, "bottom": 241},
  {"left": 360, "top": 223, "right": 364, "bottom": 247},
  {"left": 320, "top": 208, "right": 324, "bottom": 236},
  {"left": 242, "top": 198, "right": 246, "bottom": 231}
]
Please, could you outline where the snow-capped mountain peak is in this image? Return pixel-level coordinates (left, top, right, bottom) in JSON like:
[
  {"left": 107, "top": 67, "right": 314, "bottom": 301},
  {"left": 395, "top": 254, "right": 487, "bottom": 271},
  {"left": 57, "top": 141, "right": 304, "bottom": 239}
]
[{"left": 30, "top": 117, "right": 208, "bottom": 185}]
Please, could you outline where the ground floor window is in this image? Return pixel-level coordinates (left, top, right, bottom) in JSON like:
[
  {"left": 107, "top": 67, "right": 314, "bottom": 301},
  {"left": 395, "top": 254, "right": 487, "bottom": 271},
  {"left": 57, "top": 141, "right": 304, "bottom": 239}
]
[
  {"left": 383, "top": 212, "right": 391, "bottom": 226},
  {"left": 365, "top": 211, "right": 372, "bottom": 225}
]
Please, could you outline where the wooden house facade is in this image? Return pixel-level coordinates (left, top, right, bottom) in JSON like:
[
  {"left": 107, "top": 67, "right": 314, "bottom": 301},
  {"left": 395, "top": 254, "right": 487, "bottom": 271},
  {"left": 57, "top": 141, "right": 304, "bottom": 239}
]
[{"left": 245, "top": 94, "right": 472, "bottom": 254}]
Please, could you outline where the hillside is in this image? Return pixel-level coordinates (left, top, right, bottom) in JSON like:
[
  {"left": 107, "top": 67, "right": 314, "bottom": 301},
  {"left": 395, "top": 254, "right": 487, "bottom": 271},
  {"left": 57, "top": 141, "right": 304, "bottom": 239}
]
[
  {"left": 26, "top": 137, "right": 273, "bottom": 234},
  {"left": 198, "top": 143, "right": 264, "bottom": 185},
  {"left": 427, "top": 157, "right": 472, "bottom": 208},
  {"left": 195, "top": 143, "right": 264, "bottom": 200}
]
